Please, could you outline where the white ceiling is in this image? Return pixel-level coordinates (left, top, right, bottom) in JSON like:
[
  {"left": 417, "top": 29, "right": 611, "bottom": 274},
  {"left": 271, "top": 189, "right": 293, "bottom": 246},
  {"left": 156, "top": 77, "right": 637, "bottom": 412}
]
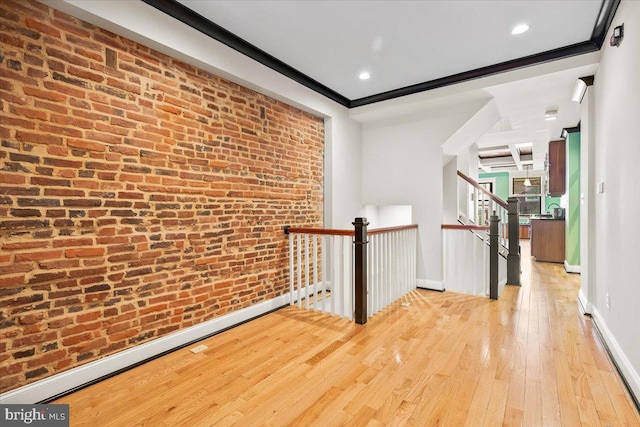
[
  {"left": 178, "top": 0, "right": 603, "bottom": 100},
  {"left": 477, "top": 62, "right": 597, "bottom": 170},
  {"left": 174, "top": 0, "right": 605, "bottom": 173}
]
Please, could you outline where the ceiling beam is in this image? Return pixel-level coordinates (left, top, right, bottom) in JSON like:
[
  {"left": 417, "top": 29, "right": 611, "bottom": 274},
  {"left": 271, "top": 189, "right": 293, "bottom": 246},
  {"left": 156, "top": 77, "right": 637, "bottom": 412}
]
[{"left": 509, "top": 144, "right": 523, "bottom": 171}]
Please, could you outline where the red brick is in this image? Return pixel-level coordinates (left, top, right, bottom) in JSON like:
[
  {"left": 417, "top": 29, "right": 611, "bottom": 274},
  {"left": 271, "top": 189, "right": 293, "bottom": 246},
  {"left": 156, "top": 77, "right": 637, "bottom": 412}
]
[
  {"left": 34, "top": 100, "right": 68, "bottom": 115},
  {"left": 15, "top": 130, "right": 63, "bottom": 145},
  {"left": 52, "top": 238, "right": 94, "bottom": 248},
  {"left": 0, "top": 173, "right": 25, "bottom": 185},
  {"left": 23, "top": 86, "right": 67, "bottom": 102},
  {"left": 15, "top": 250, "right": 64, "bottom": 262},
  {"left": 0, "top": 263, "right": 33, "bottom": 275},
  {"left": 25, "top": 17, "right": 62, "bottom": 38},
  {"left": 9, "top": 106, "right": 48, "bottom": 121},
  {"left": 65, "top": 248, "right": 104, "bottom": 258},
  {"left": 0, "top": 0, "right": 324, "bottom": 395},
  {"left": 43, "top": 80, "right": 86, "bottom": 99},
  {"left": 12, "top": 332, "right": 58, "bottom": 348},
  {"left": 61, "top": 321, "right": 101, "bottom": 337},
  {"left": 27, "top": 350, "right": 67, "bottom": 369},
  {"left": 67, "top": 138, "right": 106, "bottom": 153},
  {"left": 61, "top": 332, "right": 93, "bottom": 346},
  {"left": 0, "top": 275, "right": 26, "bottom": 287}
]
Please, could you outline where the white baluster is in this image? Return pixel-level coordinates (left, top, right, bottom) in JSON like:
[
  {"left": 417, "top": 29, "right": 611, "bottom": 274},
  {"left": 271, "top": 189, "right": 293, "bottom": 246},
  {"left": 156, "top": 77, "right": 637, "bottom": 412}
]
[
  {"left": 385, "top": 232, "right": 391, "bottom": 308},
  {"left": 296, "top": 233, "right": 302, "bottom": 307},
  {"left": 289, "top": 232, "right": 294, "bottom": 306},
  {"left": 321, "top": 235, "right": 328, "bottom": 314},
  {"left": 304, "top": 234, "right": 309, "bottom": 309},
  {"left": 348, "top": 236, "right": 353, "bottom": 321},
  {"left": 332, "top": 236, "right": 339, "bottom": 316},
  {"left": 313, "top": 235, "right": 318, "bottom": 311},
  {"left": 367, "top": 234, "right": 373, "bottom": 318}
]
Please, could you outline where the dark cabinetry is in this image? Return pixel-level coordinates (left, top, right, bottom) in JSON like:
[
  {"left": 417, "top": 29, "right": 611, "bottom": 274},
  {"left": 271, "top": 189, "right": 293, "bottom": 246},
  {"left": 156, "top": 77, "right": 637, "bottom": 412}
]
[
  {"left": 530, "top": 219, "right": 565, "bottom": 263},
  {"left": 547, "top": 139, "right": 566, "bottom": 196}
]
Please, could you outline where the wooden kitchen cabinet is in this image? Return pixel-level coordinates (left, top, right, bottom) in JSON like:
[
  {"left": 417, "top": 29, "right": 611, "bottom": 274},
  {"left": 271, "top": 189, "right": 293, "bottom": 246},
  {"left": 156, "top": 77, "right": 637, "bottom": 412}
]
[
  {"left": 530, "top": 219, "right": 565, "bottom": 263},
  {"left": 548, "top": 139, "right": 566, "bottom": 196},
  {"left": 519, "top": 224, "right": 530, "bottom": 240}
]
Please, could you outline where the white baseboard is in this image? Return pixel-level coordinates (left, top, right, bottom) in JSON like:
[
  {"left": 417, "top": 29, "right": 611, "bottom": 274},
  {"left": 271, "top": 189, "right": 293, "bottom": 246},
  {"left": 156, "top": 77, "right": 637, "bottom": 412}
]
[
  {"left": 591, "top": 306, "right": 640, "bottom": 405},
  {"left": 564, "top": 260, "right": 581, "bottom": 274},
  {"left": 0, "top": 294, "right": 290, "bottom": 404},
  {"left": 577, "top": 289, "right": 592, "bottom": 315},
  {"left": 417, "top": 279, "right": 444, "bottom": 291}
]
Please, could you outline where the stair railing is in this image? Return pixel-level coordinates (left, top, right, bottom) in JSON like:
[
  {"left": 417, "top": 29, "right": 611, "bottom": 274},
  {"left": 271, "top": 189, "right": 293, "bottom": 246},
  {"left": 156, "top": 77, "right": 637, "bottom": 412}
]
[
  {"left": 284, "top": 219, "right": 418, "bottom": 324},
  {"left": 457, "top": 171, "right": 520, "bottom": 286}
]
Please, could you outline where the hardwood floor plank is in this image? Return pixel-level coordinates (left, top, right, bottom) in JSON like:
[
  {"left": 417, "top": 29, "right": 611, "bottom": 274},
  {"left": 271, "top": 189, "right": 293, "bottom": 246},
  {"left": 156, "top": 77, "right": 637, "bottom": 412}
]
[
  {"left": 53, "top": 242, "right": 639, "bottom": 426},
  {"left": 482, "top": 379, "right": 509, "bottom": 427}
]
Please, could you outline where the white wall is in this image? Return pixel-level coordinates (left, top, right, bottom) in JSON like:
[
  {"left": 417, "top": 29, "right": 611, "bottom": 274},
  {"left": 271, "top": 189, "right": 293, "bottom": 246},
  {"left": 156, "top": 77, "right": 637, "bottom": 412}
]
[
  {"left": 457, "top": 149, "right": 472, "bottom": 220},
  {"left": 363, "top": 205, "right": 412, "bottom": 229},
  {"left": 362, "top": 115, "right": 443, "bottom": 288},
  {"left": 41, "top": 0, "right": 364, "bottom": 230},
  {"left": 442, "top": 158, "right": 459, "bottom": 223},
  {"left": 325, "top": 117, "right": 364, "bottom": 228},
  {"left": 591, "top": 0, "right": 640, "bottom": 401},
  {"left": 362, "top": 103, "right": 486, "bottom": 289},
  {"left": 579, "top": 86, "right": 595, "bottom": 314}
]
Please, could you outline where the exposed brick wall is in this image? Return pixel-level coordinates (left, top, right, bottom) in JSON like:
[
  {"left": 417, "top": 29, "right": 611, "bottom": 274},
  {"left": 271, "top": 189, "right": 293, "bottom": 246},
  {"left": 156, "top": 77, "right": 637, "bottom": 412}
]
[{"left": 0, "top": 0, "right": 324, "bottom": 393}]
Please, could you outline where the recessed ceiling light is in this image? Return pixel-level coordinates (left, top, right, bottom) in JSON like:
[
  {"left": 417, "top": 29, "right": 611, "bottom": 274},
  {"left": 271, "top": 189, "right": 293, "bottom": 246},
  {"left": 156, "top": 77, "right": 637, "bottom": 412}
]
[
  {"left": 511, "top": 24, "right": 530, "bottom": 35},
  {"left": 359, "top": 72, "right": 371, "bottom": 80},
  {"left": 544, "top": 109, "right": 558, "bottom": 121}
]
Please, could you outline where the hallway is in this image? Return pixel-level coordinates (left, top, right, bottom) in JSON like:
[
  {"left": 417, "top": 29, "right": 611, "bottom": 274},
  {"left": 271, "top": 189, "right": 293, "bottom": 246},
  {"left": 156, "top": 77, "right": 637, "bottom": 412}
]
[{"left": 54, "top": 245, "right": 640, "bottom": 426}]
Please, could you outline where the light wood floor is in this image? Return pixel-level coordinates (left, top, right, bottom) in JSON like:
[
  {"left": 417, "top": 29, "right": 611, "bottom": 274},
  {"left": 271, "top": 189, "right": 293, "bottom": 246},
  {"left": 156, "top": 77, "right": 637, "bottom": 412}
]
[{"left": 55, "top": 243, "right": 640, "bottom": 426}]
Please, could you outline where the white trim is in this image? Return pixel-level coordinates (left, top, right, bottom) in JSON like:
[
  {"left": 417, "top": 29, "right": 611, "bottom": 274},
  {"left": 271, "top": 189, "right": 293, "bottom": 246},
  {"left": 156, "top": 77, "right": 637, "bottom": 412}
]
[
  {"left": 477, "top": 177, "right": 497, "bottom": 200},
  {"left": 591, "top": 306, "right": 640, "bottom": 405},
  {"left": 0, "top": 294, "right": 290, "bottom": 404},
  {"left": 564, "top": 260, "right": 581, "bottom": 274},
  {"left": 417, "top": 279, "right": 444, "bottom": 291},
  {"left": 577, "top": 289, "right": 592, "bottom": 315}
]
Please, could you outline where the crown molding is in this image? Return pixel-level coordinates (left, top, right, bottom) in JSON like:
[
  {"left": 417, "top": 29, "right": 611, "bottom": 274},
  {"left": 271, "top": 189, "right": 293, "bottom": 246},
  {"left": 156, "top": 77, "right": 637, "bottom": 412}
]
[{"left": 143, "top": 0, "right": 619, "bottom": 109}]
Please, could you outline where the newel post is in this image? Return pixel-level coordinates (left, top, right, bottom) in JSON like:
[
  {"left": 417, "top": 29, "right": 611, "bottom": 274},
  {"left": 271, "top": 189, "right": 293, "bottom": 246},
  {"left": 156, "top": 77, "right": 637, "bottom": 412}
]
[
  {"left": 489, "top": 215, "right": 499, "bottom": 300},
  {"left": 353, "top": 217, "right": 369, "bottom": 325},
  {"left": 507, "top": 197, "right": 521, "bottom": 286}
]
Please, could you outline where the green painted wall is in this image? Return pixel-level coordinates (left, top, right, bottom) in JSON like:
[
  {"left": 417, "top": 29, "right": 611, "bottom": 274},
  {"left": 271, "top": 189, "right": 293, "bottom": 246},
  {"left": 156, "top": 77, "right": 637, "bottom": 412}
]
[
  {"left": 545, "top": 195, "right": 562, "bottom": 213},
  {"left": 478, "top": 172, "right": 509, "bottom": 201},
  {"left": 566, "top": 132, "right": 581, "bottom": 266}
]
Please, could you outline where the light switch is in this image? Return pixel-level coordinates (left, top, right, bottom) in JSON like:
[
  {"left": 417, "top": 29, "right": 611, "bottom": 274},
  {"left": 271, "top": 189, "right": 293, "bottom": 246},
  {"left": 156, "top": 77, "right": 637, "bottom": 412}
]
[{"left": 598, "top": 181, "right": 605, "bottom": 194}]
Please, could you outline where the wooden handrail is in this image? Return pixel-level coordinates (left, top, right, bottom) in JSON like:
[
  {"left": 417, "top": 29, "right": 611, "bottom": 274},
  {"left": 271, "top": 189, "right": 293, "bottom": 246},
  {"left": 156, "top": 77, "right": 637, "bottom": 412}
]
[
  {"left": 441, "top": 224, "right": 490, "bottom": 231},
  {"left": 284, "top": 226, "right": 354, "bottom": 236},
  {"left": 457, "top": 170, "right": 508, "bottom": 210},
  {"left": 369, "top": 224, "right": 418, "bottom": 235},
  {"left": 285, "top": 223, "right": 418, "bottom": 236}
]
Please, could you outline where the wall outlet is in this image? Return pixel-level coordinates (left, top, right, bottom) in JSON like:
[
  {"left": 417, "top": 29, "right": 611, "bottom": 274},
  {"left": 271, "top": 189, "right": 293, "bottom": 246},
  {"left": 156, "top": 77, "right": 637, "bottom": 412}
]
[
  {"left": 190, "top": 344, "right": 208, "bottom": 354},
  {"left": 605, "top": 292, "right": 610, "bottom": 310}
]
